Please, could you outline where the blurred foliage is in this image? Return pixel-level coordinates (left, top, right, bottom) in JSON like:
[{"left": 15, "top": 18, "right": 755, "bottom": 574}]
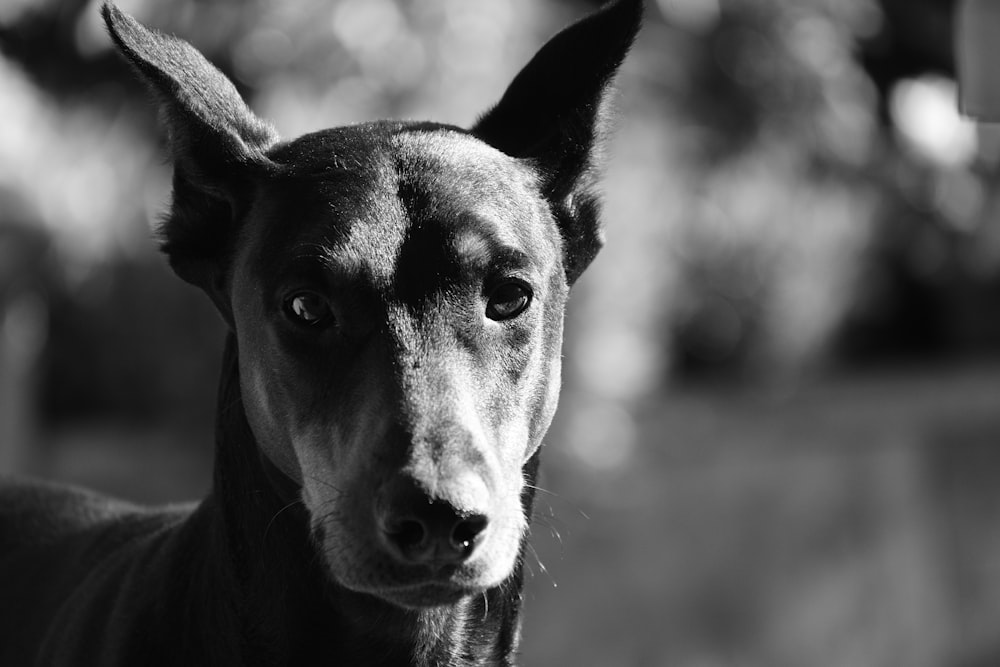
[{"left": 649, "top": 0, "right": 999, "bottom": 379}]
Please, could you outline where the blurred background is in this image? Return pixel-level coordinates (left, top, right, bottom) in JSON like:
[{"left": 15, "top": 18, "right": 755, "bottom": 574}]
[{"left": 2, "top": 0, "right": 1000, "bottom": 664}]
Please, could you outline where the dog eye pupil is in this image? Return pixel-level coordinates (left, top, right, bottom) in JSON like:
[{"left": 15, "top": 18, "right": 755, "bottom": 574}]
[
  {"left": 486, "top": 282, "right": 531, "bottom": 321},
  {"left": 287, "top": 292, "right": 330, "bottom": 325}
]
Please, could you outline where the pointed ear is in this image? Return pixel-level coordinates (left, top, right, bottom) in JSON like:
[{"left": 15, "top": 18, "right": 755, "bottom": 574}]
[
  {"left": 102, "top": 3, "right": 279, "bottom": 316},
  {"left": 472, "top": 0, "right": 641, "bottom": 284}
]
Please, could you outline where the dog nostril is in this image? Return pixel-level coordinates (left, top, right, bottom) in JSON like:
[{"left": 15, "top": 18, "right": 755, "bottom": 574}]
[
  {"left": 450, "top": 515, "right": 488, "bottom": 556},
  {"left": 386, "top": 518, "right": 428, "bottom": 553}
]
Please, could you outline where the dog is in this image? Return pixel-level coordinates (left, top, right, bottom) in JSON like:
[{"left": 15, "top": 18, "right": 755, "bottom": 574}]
[{"left": 0, "top": 1, "right": 640, "bottom": 664}]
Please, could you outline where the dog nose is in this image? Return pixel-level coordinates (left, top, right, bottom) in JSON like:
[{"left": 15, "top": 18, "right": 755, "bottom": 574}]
[{"left": 378, "top": 475, "right": 490, "bottom": 566}]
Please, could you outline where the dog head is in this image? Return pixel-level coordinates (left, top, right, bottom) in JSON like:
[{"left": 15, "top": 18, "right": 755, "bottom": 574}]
[{"left": 103, "top": 1, "right": 639, "bottom": 609}]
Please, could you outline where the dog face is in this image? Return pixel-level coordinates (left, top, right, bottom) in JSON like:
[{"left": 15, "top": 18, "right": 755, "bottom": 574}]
[
  {"left": 230, "top": 126, "right": 568, "bottom": 604},
  {"left": 102, "top": 1, "right": 639, "bottom": 608}
]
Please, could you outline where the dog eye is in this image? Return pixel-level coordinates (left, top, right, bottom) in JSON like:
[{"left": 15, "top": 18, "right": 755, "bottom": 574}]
[
  {"left": 284, "top": 291, "right": 333, "bottom": 326},
  {"left": 486, "top": 281, "right": 532, "bottom": 321}
]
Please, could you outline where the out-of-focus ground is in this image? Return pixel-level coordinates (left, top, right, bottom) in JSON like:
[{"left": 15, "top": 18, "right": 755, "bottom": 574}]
[
  {"left": 528, "top": 364, "right": 1000, "bottom": 666},
  {"left": 2, "top": 1, "right": 1000, "bottom": 665}
]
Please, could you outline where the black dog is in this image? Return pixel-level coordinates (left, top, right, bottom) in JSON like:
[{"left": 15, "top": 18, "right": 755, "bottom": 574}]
[{"left": 0, "top": 2, "right": 640, "bottom": 664}]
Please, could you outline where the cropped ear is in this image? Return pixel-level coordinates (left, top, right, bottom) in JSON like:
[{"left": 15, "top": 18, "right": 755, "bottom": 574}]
[
  {"left": 102, "top": 3, "right": 279, "bottom": 317},
  {"left": 472, "top": 0, "right": 642, "bottom": 284}
]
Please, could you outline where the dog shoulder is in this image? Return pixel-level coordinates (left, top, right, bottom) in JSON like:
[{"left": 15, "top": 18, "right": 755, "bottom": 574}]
[
  {"left": 0, "top": 475, "right": 185, "bottom": 552},
  {"left": 0, "top": 477, "right": 194, "bottom": 664}
]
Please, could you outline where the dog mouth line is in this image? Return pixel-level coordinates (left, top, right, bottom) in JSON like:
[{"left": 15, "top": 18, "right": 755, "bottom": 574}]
[
  {"left": 334, "top": 558, "right": 501, "bottom": 603},
  {"left": 371, "top": 580, "right": 484, "bottom": 608},
  {"left": 373, "top": 561, "right": 489, "bottom": 589}
]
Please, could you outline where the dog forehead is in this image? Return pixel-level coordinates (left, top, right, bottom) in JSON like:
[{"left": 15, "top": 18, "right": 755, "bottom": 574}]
[
  {"left": 252, "top": 126, "right": 556, "bottom": 291},
  {"left": 385, "top": 129, "right": 553, "bottom": 271},
  {"left": 391, "top": 130, "right": 536, "bottom": 197}
]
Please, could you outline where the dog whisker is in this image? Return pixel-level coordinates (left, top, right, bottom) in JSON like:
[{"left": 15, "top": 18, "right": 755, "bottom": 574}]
[
  {"left": 525, "top": 542, "right": 556, "bottom": 589},
  {"left": 262, "top": 498, "right": 304, "bottom": 545},
  {"left": 302, "top": 473, "right": 345, "bottom": 497},
  {"left": 523, "top": 483, "right": 559, "bottom": 498}
]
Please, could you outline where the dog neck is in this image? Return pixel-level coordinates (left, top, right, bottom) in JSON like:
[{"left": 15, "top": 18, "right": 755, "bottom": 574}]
[{"left": 194, "top": 333, "right": 531, "bottom": 665}]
